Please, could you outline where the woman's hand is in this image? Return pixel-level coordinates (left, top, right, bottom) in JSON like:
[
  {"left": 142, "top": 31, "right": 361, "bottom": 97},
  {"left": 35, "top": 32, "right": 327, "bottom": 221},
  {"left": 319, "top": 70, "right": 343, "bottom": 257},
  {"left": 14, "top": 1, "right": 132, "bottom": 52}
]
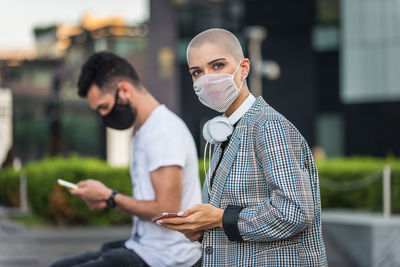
[
  {"left": 157, "top": 204, "right": 224, "bottom": 235},
  {"left": 185, "top": 230, "right": 204, "bottom": 242}
]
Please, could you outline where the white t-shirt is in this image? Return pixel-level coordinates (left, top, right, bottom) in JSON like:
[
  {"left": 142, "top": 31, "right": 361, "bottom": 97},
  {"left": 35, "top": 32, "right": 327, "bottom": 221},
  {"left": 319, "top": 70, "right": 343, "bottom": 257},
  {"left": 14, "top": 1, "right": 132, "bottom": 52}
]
[{"left": 125, "top": 105, "right": 202, "bottom": 267}]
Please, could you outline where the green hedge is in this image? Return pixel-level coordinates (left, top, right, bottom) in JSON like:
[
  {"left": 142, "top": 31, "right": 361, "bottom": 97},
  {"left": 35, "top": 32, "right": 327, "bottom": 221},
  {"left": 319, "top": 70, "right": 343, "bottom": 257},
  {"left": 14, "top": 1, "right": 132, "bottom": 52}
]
[
  {"left": 318, "top": 157, "right": 400, "bottom": 213},
  {"left": 0, "top": 156, "right": 399, "bottom": 226},
  {"left": 1, "top": 157, "right": 131, "bottom": 225}
]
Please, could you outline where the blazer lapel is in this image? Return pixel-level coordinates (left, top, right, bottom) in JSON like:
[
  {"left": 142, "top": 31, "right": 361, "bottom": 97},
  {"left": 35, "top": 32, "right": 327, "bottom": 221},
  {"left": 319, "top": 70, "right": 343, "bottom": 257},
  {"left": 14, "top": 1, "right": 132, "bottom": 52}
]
[
  {"left": 208, "top": 121, "right": 246, "bottom": 206},
  {"left": 209, "top": 144, "right": 223, "bottom": 180}
]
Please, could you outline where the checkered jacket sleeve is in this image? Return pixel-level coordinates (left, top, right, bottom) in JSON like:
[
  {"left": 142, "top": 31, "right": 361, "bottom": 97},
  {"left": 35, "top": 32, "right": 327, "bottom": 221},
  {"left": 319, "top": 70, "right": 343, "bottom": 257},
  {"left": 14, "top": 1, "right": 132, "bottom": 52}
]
[{"left": 234, "top": 114, "right": 315, "bottom": 242}]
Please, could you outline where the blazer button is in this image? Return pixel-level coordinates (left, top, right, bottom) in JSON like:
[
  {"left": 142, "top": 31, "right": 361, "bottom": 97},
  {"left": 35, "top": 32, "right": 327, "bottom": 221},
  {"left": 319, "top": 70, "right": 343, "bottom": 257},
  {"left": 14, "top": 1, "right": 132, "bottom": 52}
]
[{"left": 205, "top": 246, "right": 213, "bottom": 255}]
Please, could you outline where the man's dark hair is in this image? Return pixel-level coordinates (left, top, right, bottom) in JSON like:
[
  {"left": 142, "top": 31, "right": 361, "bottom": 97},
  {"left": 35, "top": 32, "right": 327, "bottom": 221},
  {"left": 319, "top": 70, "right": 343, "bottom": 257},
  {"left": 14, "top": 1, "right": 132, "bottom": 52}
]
[{"left": 77, "top": 51, "right": 141, "bottom": 97}]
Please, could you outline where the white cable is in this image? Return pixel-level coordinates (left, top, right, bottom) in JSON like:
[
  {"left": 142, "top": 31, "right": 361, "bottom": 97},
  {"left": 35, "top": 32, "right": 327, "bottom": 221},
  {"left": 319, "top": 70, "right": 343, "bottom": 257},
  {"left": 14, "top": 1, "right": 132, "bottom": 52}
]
[
  {"left": 203, "top": 140, "right": 216, "bottom": 194},
  {"left": 203, "top": 141, "right": 209, "bottom": 192}
]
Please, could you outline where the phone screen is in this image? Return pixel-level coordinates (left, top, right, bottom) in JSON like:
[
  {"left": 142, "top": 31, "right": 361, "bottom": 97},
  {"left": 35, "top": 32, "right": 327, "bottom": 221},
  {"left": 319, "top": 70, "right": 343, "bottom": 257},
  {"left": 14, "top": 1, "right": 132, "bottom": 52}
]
[
  {"left": 151, "top": 212, "right": 179, "bottom": 222},
  {"left": 57, "top": 179, "right": 78, "bottom": 189}
]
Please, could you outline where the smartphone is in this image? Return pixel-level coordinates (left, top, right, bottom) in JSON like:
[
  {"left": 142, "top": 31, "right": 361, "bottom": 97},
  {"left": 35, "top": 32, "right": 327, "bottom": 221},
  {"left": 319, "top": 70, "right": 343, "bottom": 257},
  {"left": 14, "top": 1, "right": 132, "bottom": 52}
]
[
  {"left": 151, "top": 212, "right": 180, "bottom": 222},
  {"left": 57, "top": 179, "right": 78, "bottom": 189}
]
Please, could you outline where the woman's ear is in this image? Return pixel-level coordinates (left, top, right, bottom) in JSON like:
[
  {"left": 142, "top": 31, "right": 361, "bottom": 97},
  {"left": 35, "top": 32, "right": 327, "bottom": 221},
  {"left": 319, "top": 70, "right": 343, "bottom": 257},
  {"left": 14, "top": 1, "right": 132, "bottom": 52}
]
[{"left": 241, "top": 58, "right": 250, "bottom": 80}]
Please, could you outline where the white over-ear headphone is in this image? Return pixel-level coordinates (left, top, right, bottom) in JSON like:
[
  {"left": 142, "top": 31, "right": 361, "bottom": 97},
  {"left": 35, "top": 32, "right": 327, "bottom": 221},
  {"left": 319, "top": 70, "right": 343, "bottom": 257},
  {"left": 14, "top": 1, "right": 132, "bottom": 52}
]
[{"left": 202, "top": 94, "right": 256, "bottom": 144}]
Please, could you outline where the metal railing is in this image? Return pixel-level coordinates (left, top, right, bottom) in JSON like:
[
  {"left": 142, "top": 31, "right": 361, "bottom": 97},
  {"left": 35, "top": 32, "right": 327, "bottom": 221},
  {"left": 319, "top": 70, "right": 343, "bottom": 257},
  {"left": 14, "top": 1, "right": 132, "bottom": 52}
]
[{"left": 320, "top": 165, "right": 392, "bottom": 218}]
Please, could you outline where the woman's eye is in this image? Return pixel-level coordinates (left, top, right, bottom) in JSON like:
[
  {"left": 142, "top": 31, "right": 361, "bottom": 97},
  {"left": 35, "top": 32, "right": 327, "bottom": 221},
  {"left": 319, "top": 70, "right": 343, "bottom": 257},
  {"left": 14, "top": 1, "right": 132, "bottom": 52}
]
[
  {"left": 192, "top": 70, "right": 201, "bottom": 77},
  {"left": 213, "top": 62, "right": 224, "bottom": 69}
]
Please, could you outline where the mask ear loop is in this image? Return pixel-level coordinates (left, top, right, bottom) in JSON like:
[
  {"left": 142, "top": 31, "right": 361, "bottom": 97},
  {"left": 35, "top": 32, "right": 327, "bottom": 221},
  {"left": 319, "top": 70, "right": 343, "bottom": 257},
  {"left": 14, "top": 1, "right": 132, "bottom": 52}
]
[
  {"left": 232, "top": 61, "right": 245, "bottom": 92},
  {"left": 232, "top": 61, "right": 241, "bottom": 76}
]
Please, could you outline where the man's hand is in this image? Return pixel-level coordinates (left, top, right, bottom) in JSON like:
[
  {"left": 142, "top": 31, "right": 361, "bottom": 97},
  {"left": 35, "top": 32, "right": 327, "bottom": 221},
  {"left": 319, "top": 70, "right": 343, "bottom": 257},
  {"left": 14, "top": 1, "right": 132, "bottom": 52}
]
[
  {"left": 85, "top": 200, "right": 107, "bottom": 211},
  {"left": 157, "top": 204, "right": 224, "bottom": 235},
  {"left": 69, "top": 179, "right": 112, "bottom": 203}
]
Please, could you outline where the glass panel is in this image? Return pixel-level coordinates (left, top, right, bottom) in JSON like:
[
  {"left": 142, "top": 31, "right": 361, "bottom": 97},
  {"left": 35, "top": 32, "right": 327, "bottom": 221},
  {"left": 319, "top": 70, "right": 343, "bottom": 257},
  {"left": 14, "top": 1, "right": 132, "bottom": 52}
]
[{"left": 341, "top": 0, "right": 400, "bottom": 103}]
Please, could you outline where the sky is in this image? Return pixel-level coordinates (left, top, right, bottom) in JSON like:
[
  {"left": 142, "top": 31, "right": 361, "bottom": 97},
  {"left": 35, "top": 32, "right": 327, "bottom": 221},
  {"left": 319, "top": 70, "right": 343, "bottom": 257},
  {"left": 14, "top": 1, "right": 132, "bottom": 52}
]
[{"left": 0, "top": 0, "right": 149, "bottom": 50}]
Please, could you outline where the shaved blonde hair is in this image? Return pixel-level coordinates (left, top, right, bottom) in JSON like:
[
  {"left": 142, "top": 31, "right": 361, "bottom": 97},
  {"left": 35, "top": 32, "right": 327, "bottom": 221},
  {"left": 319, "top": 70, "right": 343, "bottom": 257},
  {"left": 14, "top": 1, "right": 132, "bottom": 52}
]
[{"left": 186, "top": 28, "right": 244, "bottom": 63}]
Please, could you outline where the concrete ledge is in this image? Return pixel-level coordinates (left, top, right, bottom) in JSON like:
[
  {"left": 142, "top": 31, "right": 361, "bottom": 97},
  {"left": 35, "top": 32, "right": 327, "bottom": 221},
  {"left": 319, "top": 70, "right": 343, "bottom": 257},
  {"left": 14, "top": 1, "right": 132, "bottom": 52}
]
[
  {"left": 0, "top": 256, "right": 38, "bottom": 265},
  {"left": 322, "top": 210, "right": 400, "bottom": 267}
]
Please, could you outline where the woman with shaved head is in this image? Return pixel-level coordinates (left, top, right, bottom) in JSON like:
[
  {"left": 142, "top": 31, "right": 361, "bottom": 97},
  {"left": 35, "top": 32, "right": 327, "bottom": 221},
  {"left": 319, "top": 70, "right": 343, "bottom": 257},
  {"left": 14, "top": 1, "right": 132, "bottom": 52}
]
[{"left": 159, "top": 28, "right": 327, "bottom": 266}]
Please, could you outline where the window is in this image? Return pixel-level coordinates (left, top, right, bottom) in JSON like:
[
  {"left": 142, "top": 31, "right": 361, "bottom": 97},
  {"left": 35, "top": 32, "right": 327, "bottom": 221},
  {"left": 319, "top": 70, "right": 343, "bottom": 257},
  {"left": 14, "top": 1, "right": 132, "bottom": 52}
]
[{"left": 341, "top": 0, "right": 400, "bottom": 103}]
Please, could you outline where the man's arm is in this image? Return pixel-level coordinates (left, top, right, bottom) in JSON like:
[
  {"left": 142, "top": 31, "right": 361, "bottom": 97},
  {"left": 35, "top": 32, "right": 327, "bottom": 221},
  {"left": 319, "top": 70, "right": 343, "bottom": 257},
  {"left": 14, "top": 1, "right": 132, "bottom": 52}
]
[
  {"left": 114, "top": 165, "right": 182, "bottom": 221},
  {"left": 70, "top": 165, "right": 183, "bottom": 221}
]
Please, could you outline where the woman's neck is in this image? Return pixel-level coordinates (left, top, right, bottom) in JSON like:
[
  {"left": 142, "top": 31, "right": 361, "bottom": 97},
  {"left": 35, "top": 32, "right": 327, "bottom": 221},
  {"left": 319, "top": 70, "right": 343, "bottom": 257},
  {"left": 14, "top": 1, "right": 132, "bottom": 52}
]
[{"left": 224, "top": 87, "right": 250, "bottom": 118}]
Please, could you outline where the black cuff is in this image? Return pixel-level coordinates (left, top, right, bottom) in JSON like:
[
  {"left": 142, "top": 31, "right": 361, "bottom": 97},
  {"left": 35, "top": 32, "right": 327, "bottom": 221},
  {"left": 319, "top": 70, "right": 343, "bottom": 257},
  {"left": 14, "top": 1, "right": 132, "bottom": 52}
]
[{"left": 222, "top": 205, "right": 244, "bottom": 242}]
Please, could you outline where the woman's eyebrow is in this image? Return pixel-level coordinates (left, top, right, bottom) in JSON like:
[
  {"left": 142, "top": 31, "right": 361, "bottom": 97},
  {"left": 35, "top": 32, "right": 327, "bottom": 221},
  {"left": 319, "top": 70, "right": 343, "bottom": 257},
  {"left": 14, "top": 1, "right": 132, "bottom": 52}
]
[
  {"left": 189, "top": 58, "right": 226, "bottom": 71},
  {"left": 207, "top": 58, "right": 226, "bottom": 65}
]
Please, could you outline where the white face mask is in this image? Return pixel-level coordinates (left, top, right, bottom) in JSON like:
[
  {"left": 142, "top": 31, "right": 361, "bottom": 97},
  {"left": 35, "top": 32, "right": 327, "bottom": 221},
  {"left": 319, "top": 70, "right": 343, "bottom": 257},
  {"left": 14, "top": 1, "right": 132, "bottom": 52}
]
[{"left": 193, "top": 63, "right": 243, "bottom": 113}]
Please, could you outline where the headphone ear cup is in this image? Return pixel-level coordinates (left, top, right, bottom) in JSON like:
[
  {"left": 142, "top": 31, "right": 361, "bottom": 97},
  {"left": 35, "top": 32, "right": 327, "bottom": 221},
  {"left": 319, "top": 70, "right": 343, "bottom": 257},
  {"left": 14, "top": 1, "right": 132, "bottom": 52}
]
[
  {"left": 208, "top": 116, "right": 233, "bottom": 143},
  {"left": 202, "top": 120, "right": 213, "bottom": 144},
  {"left": 203, "top": 116, "right": 234, "bottom": 144}
]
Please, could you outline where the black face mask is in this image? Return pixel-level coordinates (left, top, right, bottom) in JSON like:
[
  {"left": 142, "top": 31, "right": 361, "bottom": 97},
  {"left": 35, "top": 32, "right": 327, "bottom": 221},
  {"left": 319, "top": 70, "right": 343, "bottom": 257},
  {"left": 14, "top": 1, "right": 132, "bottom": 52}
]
[{"left": 102, "top": 90, "right": 136, "bottom": 130}]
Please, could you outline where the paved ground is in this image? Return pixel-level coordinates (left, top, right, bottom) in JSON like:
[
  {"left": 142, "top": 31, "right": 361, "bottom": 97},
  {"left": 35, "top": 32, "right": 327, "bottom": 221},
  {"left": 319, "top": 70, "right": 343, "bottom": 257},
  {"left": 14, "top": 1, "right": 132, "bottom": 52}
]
[
  {"left": 0, "top": 209, "right": 130, "bottom": 267},
  {"left": 0, "top": 207, "right": 363, "bottom": 267}
]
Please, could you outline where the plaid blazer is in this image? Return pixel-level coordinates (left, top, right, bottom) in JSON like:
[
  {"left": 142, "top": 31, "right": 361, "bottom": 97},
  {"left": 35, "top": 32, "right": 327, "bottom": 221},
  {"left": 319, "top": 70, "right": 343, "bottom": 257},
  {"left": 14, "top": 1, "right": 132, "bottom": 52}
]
[{"left": 200, "top": 97, "right": 327, "bottom": 266}]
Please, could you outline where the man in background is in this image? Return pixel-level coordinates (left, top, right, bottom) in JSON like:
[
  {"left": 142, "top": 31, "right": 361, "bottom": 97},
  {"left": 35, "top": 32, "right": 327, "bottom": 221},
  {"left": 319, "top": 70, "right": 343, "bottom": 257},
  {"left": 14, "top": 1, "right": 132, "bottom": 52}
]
[{"left": 50, "top": 52, "right": 201, "bottom": 267}]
